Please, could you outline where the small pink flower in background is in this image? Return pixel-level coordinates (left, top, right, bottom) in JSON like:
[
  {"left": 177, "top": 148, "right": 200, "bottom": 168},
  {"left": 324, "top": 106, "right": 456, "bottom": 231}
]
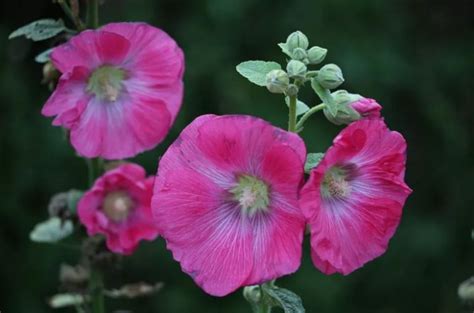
[
  {"left": 78, "top": 163, "right": 159, "bottom": 255},
  {"left": 42, "top": 22, "right": 184, "bottom": 160},
  {"left": 300, "top": 119, "right": 412, "bottom": 275},
  {"left": 152, "top": 115, "right": 306, "bottom": 296},
  {"left": 350, "top": 98, "right": 382, "bottom": 118}
]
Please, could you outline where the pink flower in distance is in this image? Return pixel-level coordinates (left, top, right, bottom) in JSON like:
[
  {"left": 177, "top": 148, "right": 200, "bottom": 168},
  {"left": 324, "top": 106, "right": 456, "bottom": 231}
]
[
  {"left": 300, "top": 119, "right": 412, "bottom": 275},
  {"left": 152, "top": 115, "right": 306, "bottom": 296},
  {"left": 78, "top": 163, "right": 159, "bottom": 254},
  {"left": 350, "top": 98, "right": 382, "bottom": 118},
  {"left": 42, "top": 22, "right": 184, "bottom": 160}
]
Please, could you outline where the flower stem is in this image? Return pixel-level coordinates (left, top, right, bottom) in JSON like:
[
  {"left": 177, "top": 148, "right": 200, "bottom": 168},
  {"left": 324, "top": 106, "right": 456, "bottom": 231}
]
[
  {"left": 86, "top": 158, "right": 103, "bottom": 187},
  {"left": 295, "top": 102, "right": 326, "bottom": 131},
  {"left": 86, "top": 0, "right": 100, "bottom": 29},
  {"left": 89, "top": 268, "right": 105, "bottom": 313},
  {"left": 57, "top": 0, "right": 85, "bottom": 30},
  {"left": 288, "top": 95, "right": 298, "bottom": 133}
]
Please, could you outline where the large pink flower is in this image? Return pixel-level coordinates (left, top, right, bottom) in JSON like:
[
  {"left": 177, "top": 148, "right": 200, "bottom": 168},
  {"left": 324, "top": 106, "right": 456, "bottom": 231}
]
[
  {"left": 78, "top": 163, "right": 159, "bottom": 254},
  {"left": 300, "top": 119, "right": 412, "bottom": 275},
  {"left": 152, "top": 115, "right": 306, "bottom": 296},
  {"left": 42, "top": 22, "right": 184, "bottom": 159}
]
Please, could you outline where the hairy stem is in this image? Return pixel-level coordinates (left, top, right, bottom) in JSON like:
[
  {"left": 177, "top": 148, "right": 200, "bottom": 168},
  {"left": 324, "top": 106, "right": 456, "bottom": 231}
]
[
  {"left": 296, "top": 102, "right": 326, "bottom": 131},
  {"left": 89, "top": 268, "right": 105, "bottom": 313},
  {"left": 288, "top": 95, "right": 298, "bottom": 133}
]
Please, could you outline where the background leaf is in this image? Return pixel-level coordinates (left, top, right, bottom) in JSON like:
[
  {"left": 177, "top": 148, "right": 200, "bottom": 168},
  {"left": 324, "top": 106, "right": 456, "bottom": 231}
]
[
  {"left": 9, "top": 19, "right": 65, "bottom": 41},
  {"left": 236, "top": 60, "right": 281, "bottom": 86},
  {"left": 29, "top": 217, "right": 73, "bottom": 243}
]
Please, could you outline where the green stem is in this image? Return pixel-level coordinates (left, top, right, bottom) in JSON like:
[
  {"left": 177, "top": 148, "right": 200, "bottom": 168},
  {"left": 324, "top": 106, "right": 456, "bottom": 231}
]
[
  {"left": 57, "top": 0, "right": 85, "bottom": 30},
  {"left": 288, "top": 95, "right": 297, "bottom": 133},
  {"left": 86, "top": 158, "right": 103, "bottom": 186},
  {"left": 295, "top": 102, "right": 326, "bottom": 131},
  {"left": 86, "top": 0, "right": 100, "bottom": 29},
  {"left": 89, "top": 268, "right": 105, "bottom": 313}
]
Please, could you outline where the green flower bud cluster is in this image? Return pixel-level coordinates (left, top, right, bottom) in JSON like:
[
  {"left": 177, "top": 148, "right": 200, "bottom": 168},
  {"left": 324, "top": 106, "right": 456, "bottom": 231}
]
[{"left": 279, "top": 31, "right": 328, "bottom": 65}]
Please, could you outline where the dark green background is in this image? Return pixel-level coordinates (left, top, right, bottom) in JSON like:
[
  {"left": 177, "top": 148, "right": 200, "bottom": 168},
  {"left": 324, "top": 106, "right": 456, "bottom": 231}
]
[{"left": 1, "top": 0, "right": 473, "bottom": 312}]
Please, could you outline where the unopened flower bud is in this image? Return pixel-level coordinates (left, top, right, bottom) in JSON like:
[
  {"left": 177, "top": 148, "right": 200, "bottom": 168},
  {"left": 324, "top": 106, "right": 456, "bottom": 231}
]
[
  {"left": 323, "top": 90, "right": 360, "bottom": 125},
  {"left": 265, "top": 69, "right": 289, "bottom": 94},
  {"left": 307, "top": 46, "right": 327, "bottom": 64},
  {"left": 291, "top": 47, "right": 307, "bottom": 61},
  {"left": 317, "top": 64, "right": 344, "bottom": 89},
  {"left": 286, "top": 60, "right": 307, "bottom": 79},
  {"left": 286, "top": 31, "right": 309, "bottom": 53},
  {"left": 459, "top": 277, "right": 474, "bottom": 302},
  {"left": 42, "top": 62, "right": 59, "bottom": 90}
]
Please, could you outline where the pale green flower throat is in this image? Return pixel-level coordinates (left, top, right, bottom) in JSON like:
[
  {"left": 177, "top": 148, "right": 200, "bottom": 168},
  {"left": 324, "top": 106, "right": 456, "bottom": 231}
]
[
  {"left": 321, "top": 166, "right": 352, "bottom": 199},
  {"left": 231, "top": 174, "right": 270, "bottom": 217},
  {"left": 87, "top": 66, "right": 126, "bottom": 102}
]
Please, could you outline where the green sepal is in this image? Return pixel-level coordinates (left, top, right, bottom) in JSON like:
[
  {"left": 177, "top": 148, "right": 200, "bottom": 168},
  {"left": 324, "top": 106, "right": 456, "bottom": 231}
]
[
  {"left": 262, "top": 284, "right": 305, "bottom": 313},
  {"left": 311, "top": 78, "right": 337, "bottom": 117}
]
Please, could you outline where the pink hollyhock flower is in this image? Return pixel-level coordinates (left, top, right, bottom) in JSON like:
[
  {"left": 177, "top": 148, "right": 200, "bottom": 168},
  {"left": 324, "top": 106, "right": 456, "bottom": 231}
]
[
  {"left": 350, "top": 98, "right": 382, "bottom": 118},
  {"left": 78, "top": 163, "right": 159, "bottom": 254},
  {"left": 152, "top": 115, "right": 306, "bottom": 296},
  {"left": 42, "top": 22, "right": 184, "bottom": 160},
  {"left": 300, "top": 119, "right": 412, "bottom": 275}
]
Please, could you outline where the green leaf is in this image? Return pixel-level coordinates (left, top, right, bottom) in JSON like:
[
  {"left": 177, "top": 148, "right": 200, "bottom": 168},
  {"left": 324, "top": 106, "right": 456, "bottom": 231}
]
[
  {"left": 35, "top": 48, "right": 54, "bottom": 63},
  {"left": 305, "top": 153, "right": 324, "bottom": 173},
  {"left": 236, "top": 60, "right": 281, "bottom": 86},
  {"left": 9, "top": 19, "right": 66, "bottom": 41},
  {"left": 29, "top": 217, "right": 74, "bottom": 243},
  {"left": 49, "top": 293, "right": 87, "bottom": 308},
  {"left": 285, "top": 97, "right": 310, "bottom": 116},
  {"left": 263, "top": 285, "right": 305, "bottom": 313}
]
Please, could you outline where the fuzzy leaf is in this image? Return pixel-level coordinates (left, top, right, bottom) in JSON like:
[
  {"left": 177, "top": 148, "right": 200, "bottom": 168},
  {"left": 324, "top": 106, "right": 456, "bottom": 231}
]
[
  {"left": 35, "top": 48, "right": 54, "bottom": 63},
  {"left": 236, "top": 61, "right": 281, "bottom": 86},
  {"left": 30, "top": 217, "right": 73, "bottom": 243},
  {"left": 285, "top": 97, "right": 310, "bottom": 116},
  {"left": 264, "top": 286, "right": 305, "bottom": 313},
  {"left": 9, "top": 19, "right": 66, "bottom": 41},
  {"left": 305, "top": 153, "right": 324, "bottom": 173}
]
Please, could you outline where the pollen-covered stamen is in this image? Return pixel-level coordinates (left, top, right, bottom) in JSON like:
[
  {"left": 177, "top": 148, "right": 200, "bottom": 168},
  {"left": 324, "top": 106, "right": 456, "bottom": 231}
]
[
  {"left": 102, "top": 191, "right": 134, "bottom": 222},
  {"left": 321, "top": 166, "right": 351, "bottom": 199},
  {"left": 230, "top": 174, "right": 270, "bottom": 217},
  {"left": 87, "top": 66, "right": 126, "bottom": 102}
]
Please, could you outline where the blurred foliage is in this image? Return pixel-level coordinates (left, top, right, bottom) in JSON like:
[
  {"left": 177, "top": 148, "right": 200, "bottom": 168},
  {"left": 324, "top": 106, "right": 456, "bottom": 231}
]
[{"left": 1, "top": 0, "right": 473, "bottom": 312}]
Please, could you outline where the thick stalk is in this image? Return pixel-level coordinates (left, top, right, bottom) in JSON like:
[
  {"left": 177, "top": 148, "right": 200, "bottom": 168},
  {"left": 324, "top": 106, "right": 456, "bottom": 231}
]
[
  {"left": 86, "top": 158, "right": 103, "bottom": 186},
  {"left": 86, "top": 0, "right": 100, "bottom": 29},
  {"left": 288, "top": 95, "right": 298, "bottom": 133},
  {"left": 89, "top": 268, "right": 105, "bottom": 313},
  {"left": 295, "top": 102, "right": 326, "bottom": 131}
]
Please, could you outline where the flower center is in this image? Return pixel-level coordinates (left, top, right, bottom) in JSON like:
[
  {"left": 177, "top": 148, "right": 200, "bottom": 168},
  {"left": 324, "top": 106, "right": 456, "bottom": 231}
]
[
  {"left": 102, "top": 191, "right": 134, "bottom": 222},
  {"left": 230, "top": 174, "right": 270, "bottom": 217},
  {"left": 87, "top": 66, "right": 126, "bottom": 102},
  {"left": 321, "top": 166, "right": 352, "bottom": 199}
]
